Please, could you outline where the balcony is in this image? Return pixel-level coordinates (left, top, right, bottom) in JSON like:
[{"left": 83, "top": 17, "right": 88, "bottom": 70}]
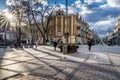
[{"left": 77, "top": 25, "right": 81, "bottom": 29}]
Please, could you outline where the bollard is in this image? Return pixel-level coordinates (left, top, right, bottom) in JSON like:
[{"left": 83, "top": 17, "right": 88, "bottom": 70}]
[{"left": 63, "top": 45, "right": 67, "bottom": 54}]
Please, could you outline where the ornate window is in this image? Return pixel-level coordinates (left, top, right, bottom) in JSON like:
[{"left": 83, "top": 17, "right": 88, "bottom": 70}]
[{"left": 57, "top": 26, "right": 61, "bottom": 36}]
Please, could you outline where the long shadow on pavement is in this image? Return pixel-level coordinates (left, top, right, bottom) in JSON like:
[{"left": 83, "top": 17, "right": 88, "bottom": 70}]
[
  {"left": 41, "top": 46, "right": 60, "bottom": 53},
  {"left": 32, "top": 47, "right": 61, "bottom": 59},
  {"left": 23, "top": 49, "right": 75, "bottom": 79},
  {"left": 37, "top": 46, "right": 120, "bottom": 80}
]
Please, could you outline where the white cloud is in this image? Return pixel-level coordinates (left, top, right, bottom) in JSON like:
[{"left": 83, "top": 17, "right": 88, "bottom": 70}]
[
  {"left": 39, "top": 0, "right": 48, "bottom": 6},
  {"left": 100, "top": 0, "right": 120, "bottom": 8},
  {"left": 54, "top": 7, "right": 60, "bottom": 11},
  {"left": 6, "top": 0, "right": 23, "bottom": 6},
  {"left": 84, "top": 0, "right": 106, "bottom": 4},
  {"left": 6, "top": 0, "right": 48, "bottom": 6},
  {"left": 90, "top": 17, "right": 116, "bottom": 33},
  {"left": 107, "top": 0, "right": 120, "bottom": 7},
  {"left": 75, "top": 0, "right": 81, "bottom": 4},
  {"left": 93, "top": 20, "right": 112, "bottom": 30},
  {"left": 59, "top": 4, "right": 77, "bottom": 14},
  {"left": 58, "top": 4, "right": 66, "bottom": 13},
  {"left": 80, "top": 5, "right": 93, "bottom": 15},
  {"left": 6, "top": 0, "right": 16, "bottom": 6},
  {"left": 59, "top": 4, "right": 66, "bottom": 9},
  {"left": 74, "top": 0, "right": 82, "bottom": 8},
  {"left": 68, "top": 5, "right": 78, "bottom": 14}
]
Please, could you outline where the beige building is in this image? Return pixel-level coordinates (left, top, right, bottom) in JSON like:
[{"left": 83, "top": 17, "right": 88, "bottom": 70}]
[
  {"left": 47, "top": 9, "right": 92, "bottom": 44},
  {"left": 113, "top": 16, "right": 120, "bottom": 45}
]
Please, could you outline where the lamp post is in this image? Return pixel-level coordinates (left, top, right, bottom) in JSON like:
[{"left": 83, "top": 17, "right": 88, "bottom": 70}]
[
  {"left": 65, "top": 0, "right": 69, "bottom": 44},
  {"left": 63, "top": 0, "right": 69, "bottom": 54}
]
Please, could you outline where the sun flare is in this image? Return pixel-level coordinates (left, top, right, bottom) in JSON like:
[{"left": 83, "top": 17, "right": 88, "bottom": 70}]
[
  {"left": 1, "top": 9, "right": 18, "bottom": 26},
  {"left": 4, "top": 12, "right": 14, "bottom": 21}
]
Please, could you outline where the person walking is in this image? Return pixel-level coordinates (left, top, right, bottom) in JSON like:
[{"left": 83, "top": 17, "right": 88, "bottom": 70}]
[
  {"left": 100, "top": 40, "right": 104, "bottom": 46},
  {"left": 87, "top": 39, "right": 93, "bottom": 51},
  {"left": 53, "top": 41, "right": 58, "bottom": 51},
  {"left": 35, "top": 41, "right": 38, "bottom": 49}
]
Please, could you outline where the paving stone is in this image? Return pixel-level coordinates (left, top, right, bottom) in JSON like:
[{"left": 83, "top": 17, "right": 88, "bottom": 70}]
[
  {"left": 109, "top": 56, "right": 120, "bottom": 66},
  {"left": 71, "top": 63, "right": 120, "bottom": 80},
  {"left": 17, "top": 53, "right": 33, "bottom": 58},
  {"left": 8, "top": 56, "right": 33, "bottom": 61},
  {"left": 87, "top": 53, "right": 110, "bottom": 64},
  {"left": 2, "top": 53, "right": 18, "bottom": 59},
  {"left": 30, "top": 65, "right": 64, "bottom": 78},
  {"left": 69, "top": 52, "right": 90, "bottom": 59},
  {"left": 55, "top": 68, "right": 74, "bottom": 80},
  {"left": 0, "top": 69, "right": 17, "bottom": 80},
  {"left": 7, "top": 74, "right": 54, "bottom": 80},
  {"left": 113, "top": 61, "right": 120, "bottom": 66},
  {"left": 0, "top": 60, "right": 18, "bottom": 66},
  {"left": 25, "top": 59, "right": 50, "bottom": 65},
  {"left": 24, "top": 49, "right": 43, "bottom": 54},
  {"left": 50, "top": 61, "right": 80, "bottom": 68},
  {"left": 65, "top": 55, "right": 85, "bottom": 62},
  {"left": 116, "top": 67, "right": 120, "bottom": 73},
  {"left": 34, "top": 54, "right": 49, "bottom": 58},
  {"left": 38, "top": 59, "right": 62, "bottom": 66},
  {"left": 43, "top": 56, "right": 61, "bottom": 60},
  {"left": 1, "top": 62, "right": 43, "bottom": 73}
]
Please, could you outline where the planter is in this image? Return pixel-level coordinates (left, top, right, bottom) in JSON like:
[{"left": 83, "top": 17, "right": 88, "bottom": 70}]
[
  {"left": 68, "top": 48, "right": 77, "bottom": 53},
  {"left": 58, "top": 43, "right": 78, "bottom": 53},
  {"left": 24, "top": 45, "right": 28, "bottom": 48},
  {"left": 29, "top": 45, "right": 33, "bottom": 48}
]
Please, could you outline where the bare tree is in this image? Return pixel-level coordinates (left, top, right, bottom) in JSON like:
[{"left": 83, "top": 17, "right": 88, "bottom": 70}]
[
  {"left": 6, "top": 0, "right": 57, "bottom": 45},
  {"left": 28, "top": 0, "right": 56, "bottom": 44}
]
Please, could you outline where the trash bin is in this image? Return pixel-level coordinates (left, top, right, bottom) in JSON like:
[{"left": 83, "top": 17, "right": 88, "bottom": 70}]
[{"left": 63, "top": 45, "right": 67, "bottom": 54}]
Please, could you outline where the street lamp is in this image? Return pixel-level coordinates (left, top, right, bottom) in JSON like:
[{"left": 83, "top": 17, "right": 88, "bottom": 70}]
[
  {"left": 63, "top": 0, "right": 69, "bottom": 54},
  {"left": 65, "top": 0, "right": 69, "bottom": 44}
]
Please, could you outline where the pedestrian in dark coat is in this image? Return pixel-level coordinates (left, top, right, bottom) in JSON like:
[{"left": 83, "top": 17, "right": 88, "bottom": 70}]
[
  {"left": 53, "top": 41, "right": 58, "bottom": 50},
  {"left": 87, "top": 39, "right": 93, "bottom": 51}
]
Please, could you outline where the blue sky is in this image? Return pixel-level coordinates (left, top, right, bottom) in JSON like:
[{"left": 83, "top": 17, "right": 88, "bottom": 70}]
[
  {"left": 0, "top": 0, "right": 120, "bottom": 38},
  {"left": 0, "top": 0, "right": 7, "bottom": 10}
]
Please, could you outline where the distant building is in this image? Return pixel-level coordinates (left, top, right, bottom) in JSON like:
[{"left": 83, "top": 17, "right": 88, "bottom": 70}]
[
  {"left": 113, "top": 17, "right": 120, "bottom": 45},
  {"left": 91, "top": 30, "right": 99, "bottom": 44},
  {"left": 104, "top": 32, "right": 113, "bottom": 44}
]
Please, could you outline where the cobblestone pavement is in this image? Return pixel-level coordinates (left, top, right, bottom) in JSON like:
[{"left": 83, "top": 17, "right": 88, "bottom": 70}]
[
  {"left": 0, "top": 45, "right": 120, "bottom": 80},
  {"left": 7, "top": 63, "right": 120, "bottom": 80}
]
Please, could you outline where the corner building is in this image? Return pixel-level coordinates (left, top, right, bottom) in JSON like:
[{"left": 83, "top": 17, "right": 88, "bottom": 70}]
[
  {"left": 113, "top": 17, "right": 120, "bottom": 45},
  {"left": 47, "top": 9, "right": 92, "bottom": 44}
]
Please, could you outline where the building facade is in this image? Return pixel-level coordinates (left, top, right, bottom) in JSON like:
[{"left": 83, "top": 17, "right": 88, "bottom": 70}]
[
  {"left": 47, "top": 9, "right": 92, "bottom": 44},
  {"left": 103, "top": 32, "right": 113, "bottom": 45},
  {"left": 113, "top": 17, "right": 120, "bottom": 45}
]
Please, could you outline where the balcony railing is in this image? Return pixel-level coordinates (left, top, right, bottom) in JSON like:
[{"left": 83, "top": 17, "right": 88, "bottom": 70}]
[{"left": 77, "top": 26, "right": 81, "bottom": 29}]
